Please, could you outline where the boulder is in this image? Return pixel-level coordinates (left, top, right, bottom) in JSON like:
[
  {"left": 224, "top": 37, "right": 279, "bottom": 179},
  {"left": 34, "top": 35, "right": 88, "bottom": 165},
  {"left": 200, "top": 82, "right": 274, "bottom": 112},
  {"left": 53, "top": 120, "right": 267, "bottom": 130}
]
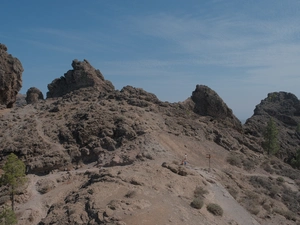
[
  {"left": 0, "top": 43, "right": 23, "bottom": 108},
  {"left": 46, "top": 59, "right": 114, "bottom": 98},
  {"left": 26, "top": 87, "right": 44, "bottom": 104}
]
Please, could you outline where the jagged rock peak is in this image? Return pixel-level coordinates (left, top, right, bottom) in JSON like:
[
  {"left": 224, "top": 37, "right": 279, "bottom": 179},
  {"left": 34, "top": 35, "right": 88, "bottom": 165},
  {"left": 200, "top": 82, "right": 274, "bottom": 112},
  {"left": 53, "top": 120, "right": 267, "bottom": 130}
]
[
  {"left": 253, "top": 91, "right": 300, "bottom": 125},
  {"left": 26, "top": 87, "right": 44, "bottom": 104},
  {"left": 0, "top": 43, "right": 23, "bottom": 108},
  {"left": 0, "top": 43, "right": 8, "bottom": 51},
  {"left": 46, "top": 59, "right": 115, "bottom": 98},
  {"left": 191, "top": 84, "right": 242, "bottom": 130}
]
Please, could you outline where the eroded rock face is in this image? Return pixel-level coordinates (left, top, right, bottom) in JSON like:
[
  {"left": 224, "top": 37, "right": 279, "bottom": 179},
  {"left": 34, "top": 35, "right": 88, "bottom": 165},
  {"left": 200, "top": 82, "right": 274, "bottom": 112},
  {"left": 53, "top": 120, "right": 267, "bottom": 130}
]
[
  {"left": 0, "top": 43, "right": 23, "bottom": 108},
  {"left": 26, "top": 87, "right": 44, "bottom": 104},
  {"left": 190, "top": 85, "right": 242, "bottom": 131},
  {"left": 46, "top": 59, "right": 114, "bottom": 98},
  {"left": 244, "top": 92, "right": 300, "bottom": 161}
]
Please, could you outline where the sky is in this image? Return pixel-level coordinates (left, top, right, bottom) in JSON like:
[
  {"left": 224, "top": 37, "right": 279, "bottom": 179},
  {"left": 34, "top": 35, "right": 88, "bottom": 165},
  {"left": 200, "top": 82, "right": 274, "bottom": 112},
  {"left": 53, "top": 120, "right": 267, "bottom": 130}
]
[{"left": 1, "top": 0, "right": 300, "bottom": 121}]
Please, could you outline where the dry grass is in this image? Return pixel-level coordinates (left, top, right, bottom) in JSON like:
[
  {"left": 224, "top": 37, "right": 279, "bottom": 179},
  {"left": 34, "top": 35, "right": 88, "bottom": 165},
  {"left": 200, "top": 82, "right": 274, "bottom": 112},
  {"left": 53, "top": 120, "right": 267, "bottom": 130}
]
[{"left": 207, "top": 203, "right": 223, "bottom": 216}]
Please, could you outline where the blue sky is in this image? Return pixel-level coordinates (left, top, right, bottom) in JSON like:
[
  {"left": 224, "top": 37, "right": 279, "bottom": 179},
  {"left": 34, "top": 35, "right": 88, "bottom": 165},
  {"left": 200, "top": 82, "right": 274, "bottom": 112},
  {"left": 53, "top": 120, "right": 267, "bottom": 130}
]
[{"left": 1, "top": 0, "right": 300, "bottom": 120}]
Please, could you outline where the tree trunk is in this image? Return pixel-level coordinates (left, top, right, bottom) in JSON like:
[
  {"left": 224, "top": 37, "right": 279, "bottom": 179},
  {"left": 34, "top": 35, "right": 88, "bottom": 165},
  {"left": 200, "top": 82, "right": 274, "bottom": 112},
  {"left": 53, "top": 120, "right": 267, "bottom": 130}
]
[{"left": 11, "top": 190, "right": 14, "bottom": 212}]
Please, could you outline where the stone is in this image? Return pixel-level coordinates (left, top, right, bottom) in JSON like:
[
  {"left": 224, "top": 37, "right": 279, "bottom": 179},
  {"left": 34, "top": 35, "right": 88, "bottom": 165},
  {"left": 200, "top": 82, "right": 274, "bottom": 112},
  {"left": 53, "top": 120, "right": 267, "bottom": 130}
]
[
  {"left": 26, "top": 87, "right": 44, "bottom": 104},
  {"left": 190, "top": 85, "right": 242, "bottom": 131},
  {"left": 46, "top": 59, "right": 114, "bottom": 98},
  {"left": 0, "top": 43, "right": 23, "bottom": 108}
]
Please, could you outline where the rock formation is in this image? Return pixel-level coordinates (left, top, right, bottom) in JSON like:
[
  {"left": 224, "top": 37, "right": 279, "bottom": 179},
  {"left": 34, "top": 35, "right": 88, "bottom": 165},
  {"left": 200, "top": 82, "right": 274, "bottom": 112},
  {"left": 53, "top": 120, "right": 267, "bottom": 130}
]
[
  {"left": 188, "top": 85, "right": 242, "bottom": 131},
  {"left": 26, "top": 87, "right": 44, "bottom": 104},
  {"left": 46, "top": 59, "right": 114, "bottom": 98},
  {"left": 244, "top": 92, "right": 300, "bottom": 161},
  {"left": 0, "top": 43, "right": 23, "bottom": 108},
  {"left": 1, "top": 59, "right": 300, "bottom": 224}
]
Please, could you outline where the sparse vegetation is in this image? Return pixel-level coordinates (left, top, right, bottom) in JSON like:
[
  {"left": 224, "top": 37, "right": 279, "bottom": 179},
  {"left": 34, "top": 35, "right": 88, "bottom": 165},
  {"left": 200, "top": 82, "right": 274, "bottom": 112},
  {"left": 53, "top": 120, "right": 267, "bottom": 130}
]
[
  {"left": 0, "top": 153, "right": 27, "bottom": 211},
  {"left": 207, "top": 203, "right": 223, "bottom": 216},
  {"left": 190, "top": 186, "right": 207, "bottom": 209},
  {"left": 226, "top": 152, "right": 242, "bottom": 167},
  {"left": 191, "top": 197, "right": 204, "bottom": 209},
  {"left": 0, "top": 207, "right": 17, "bottom": 225},
  {"left": 274, "top": 208, "right": 297, "bottom": 221},
  {"left": 291, "top": 149, "right": 300, "bottom": 169},
  {"left": 194, "top": 186, "right": 208, "bottom": 198},
  {"left": 276, "top": 176, "right": 284, "bottom": 183},
  {"left": 226, "top": 185, "right": 238, "bottom": 199},
  {"left": 242, "top": 158, "right": 256, "bottom": 171},
  {"left": 263, "top": 118, "right": 279, "bottom": 155}
]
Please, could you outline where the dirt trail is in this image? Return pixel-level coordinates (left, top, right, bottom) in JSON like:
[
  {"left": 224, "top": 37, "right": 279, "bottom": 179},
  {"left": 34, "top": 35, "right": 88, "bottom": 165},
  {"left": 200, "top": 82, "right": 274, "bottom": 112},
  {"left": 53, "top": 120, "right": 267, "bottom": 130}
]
[
  {"left": 195, "top": 167, "right": 261, "bottom": 225},
  {"left": 34, "top": 116, "right": 65, "bottom": 152}
]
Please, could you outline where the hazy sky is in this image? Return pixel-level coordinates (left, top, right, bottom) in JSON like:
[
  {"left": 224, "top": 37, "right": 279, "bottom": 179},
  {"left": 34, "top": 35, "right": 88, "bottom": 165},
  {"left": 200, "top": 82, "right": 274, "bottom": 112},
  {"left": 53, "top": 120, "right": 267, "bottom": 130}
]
[{"left": 1, "top": 0, "right": 300, "bottom": 120}]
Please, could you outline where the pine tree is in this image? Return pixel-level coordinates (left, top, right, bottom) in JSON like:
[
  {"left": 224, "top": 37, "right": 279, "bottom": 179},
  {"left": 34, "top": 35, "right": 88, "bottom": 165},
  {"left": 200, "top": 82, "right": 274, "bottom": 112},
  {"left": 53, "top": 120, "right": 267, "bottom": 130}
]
[
  {"left": 0, "top": 207, "right": 17, "bottom": 225},
  {"left": 0, "top": 153, "right": 27, "bottom": 211},
  {"left": 263, "top": 118, "right": 279, "bottom": 155}
]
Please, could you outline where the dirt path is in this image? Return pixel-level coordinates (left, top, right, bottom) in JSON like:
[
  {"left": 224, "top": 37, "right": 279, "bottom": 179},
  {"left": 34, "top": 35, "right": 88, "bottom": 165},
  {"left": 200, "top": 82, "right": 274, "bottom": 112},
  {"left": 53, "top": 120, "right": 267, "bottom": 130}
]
[
  {"left": 195, "top": 167, "right": 261, "bottom": 225},
  {"left": 34, "top": 116, "right": 65, "bottom": 152}
]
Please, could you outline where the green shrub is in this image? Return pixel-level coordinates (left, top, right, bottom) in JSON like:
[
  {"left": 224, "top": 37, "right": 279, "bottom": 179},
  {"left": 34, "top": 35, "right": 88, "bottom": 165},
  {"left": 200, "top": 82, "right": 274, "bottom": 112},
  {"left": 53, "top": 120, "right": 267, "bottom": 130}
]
[
  {"left": 207, "top": 203, "right": 223, "bottom": 216},
  {"left": 0, "top": 207, "right": 17, "bottom": 225},
  {"left": 276, "top": 176, "right": 284, "bottom": 183},
  {"left": 226, "top": 153, "right": 242, "bottom": 167},
  {"left": 190, "top": 197, "right": 204, "bottom": 209},
  {"left": 194, "top": 186, "right": 208, "bottom": 198}
]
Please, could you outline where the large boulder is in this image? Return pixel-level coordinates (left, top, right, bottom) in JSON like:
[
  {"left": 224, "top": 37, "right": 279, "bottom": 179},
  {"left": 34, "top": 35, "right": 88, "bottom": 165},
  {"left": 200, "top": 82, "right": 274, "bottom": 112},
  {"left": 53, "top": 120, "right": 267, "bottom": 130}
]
[
  {"left": 0, "top": 43, "right": 23, "bottom": 108},
  {"left": 190, "top": 85, "right": 242, "bottom": 131},
  {"left": 26, "top": 87, "right": 44, "bottom": 104},
  {"left": 46, "top": 59, "right": 114, "bottom": 98}
]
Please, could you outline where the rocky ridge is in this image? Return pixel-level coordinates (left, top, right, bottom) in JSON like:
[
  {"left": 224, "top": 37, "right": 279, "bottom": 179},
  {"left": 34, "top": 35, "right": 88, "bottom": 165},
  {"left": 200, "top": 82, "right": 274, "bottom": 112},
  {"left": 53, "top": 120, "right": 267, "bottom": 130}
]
[{"left": 0, "top": 58, "right": 300, "bottom": 225}]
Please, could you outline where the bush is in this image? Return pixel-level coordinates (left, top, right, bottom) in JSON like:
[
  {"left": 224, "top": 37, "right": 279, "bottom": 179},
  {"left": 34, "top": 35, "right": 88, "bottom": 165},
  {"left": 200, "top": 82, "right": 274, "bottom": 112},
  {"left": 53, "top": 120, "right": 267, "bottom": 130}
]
[
  {"left": 261, "top": 161, "right": 274, "bottom": 174},
  {"left": 190, "top": 197, "right": 204, "bottom": 209},
  {"left": 274, "top": 209, "right": 297, "bottom": 221},
  {"left": 194, "top": 186, "right": 208, "bottom": 198},
  {"left": 276, "top": 176, "right": 284, "bottom": 183},
  {"left": 226, "top": 185, "right": 238, "bottom": 199},
  {"left": 226, "top": 153, "right": 242, "bottom": 167},
  {"left": 242, "top": 158, "right": 256, "bottom": 171},
  {"left": 207, "top": 203, "right": 223, "bottom": 216}
]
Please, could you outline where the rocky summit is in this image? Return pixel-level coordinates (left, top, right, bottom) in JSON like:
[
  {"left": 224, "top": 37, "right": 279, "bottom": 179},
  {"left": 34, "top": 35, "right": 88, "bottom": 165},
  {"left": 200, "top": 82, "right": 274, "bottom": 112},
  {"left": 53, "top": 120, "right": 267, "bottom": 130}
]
[
  {"left": 0, "top": 55, "right": 300, "bottom": 225},
  {"left": 46, "top": 59, "right": 114, "bottom": 98},
  {"left": 0, "top": 43, "right": 23, "bottom": 108}
]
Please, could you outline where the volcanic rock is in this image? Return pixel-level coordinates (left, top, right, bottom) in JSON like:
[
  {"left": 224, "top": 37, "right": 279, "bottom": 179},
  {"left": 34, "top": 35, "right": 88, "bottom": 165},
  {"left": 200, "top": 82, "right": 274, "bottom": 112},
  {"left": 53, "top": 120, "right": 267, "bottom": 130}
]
[
  {"left": 0, "top": 43, "right": 23, "bottom": 108},
  {"left": 189, "top": 85, "right": 242, "bottom": 131},
  {"left": 244, "top": 92, "right": 300, "bottom": 161},
  {"left": 46, "top": 59, "right": 114, "bottom": 98},
  {"left": 26, "top": 87, "right": 44, "bottom": 104}
]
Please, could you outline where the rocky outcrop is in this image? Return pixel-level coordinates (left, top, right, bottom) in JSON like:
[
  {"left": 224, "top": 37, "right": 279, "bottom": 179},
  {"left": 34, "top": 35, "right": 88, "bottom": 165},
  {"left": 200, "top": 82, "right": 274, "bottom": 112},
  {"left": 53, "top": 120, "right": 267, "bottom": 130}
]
[
  {"left": 244, "top": 92, "right": 300, "bottom": 161},
  {"left": 26, "top": 87, "right": 44, "bottom": 104},
  {"left": 253, "top": 92, "right": 300, "bottom": 125},
  {"left": 0, "top": 43, "right": 23, "bottom": 108},
  {"left": 46, "top": 59, "right": 114, "bottom": 98},
  {"left": 189, "top": 85, "right": 242, "bottom": 131}
]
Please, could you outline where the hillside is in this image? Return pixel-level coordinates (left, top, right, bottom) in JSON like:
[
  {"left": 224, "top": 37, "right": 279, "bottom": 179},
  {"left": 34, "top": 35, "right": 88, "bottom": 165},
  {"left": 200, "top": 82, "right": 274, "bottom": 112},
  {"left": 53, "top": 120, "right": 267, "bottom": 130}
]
[{"left": 0, "top": 59, "right": 300, "bottom": 225}]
